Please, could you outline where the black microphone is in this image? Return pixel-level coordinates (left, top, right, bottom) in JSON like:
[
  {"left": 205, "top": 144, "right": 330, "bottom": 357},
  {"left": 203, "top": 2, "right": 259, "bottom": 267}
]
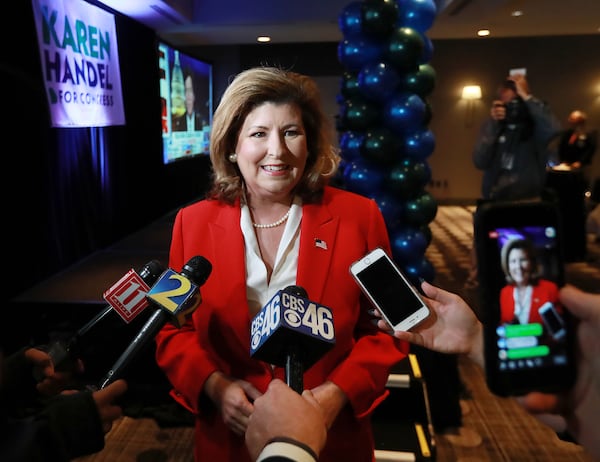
[
  {"left": 250, "top": 285, "right": 336, "bottom": 393},
  {"left": 36, "top": 260, "right": 165, "bottom": 379},
  {"left": 98, "top": 255, "right": 212, "bottom": 389}
]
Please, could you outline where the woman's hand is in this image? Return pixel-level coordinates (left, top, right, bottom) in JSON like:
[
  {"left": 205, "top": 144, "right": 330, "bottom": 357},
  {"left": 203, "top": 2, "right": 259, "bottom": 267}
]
[{"left": 205, "top": 371, "right": 262, "bottom": 436}]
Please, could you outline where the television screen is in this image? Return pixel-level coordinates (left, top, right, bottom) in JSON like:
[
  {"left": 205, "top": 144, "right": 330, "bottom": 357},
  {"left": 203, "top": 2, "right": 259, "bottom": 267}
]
[{"left": 158, "top": 41, "right": 213, "bottom": 164}]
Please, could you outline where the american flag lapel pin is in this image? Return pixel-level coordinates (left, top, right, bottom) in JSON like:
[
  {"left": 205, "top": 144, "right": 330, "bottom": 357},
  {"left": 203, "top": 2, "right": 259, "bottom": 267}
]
[{"left": 314, "top": 238, "right": 328, "bottom": 250}]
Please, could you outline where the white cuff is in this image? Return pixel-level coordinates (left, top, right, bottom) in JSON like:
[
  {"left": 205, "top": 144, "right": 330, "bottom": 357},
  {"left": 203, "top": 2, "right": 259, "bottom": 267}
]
[{"left": 257, "top": 441, "right": 317, "bottom": 462}]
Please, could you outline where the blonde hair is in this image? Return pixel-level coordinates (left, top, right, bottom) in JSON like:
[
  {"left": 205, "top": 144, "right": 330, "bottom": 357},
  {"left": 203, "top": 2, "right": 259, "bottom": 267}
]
[{"left": 208, "top": 67, "right": 340, "bottom": 204}]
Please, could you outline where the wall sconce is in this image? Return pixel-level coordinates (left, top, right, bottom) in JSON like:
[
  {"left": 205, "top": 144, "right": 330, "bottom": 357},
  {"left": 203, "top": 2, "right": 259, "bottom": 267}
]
[{"left": 462, "top": 85, "right": 482, "bottom": 126}]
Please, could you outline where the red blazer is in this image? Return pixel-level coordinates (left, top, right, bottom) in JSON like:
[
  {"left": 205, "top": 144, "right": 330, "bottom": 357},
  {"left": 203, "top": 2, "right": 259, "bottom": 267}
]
[
  {"left": 155, "top": 186, "right": 408, "bottom": 462},
  {"left": 499, "top": 279, "right": 561, "bottom": 324}
]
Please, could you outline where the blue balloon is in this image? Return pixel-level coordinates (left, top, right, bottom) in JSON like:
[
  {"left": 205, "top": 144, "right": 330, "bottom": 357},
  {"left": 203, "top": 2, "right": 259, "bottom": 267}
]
[
  {"left": 396, "top": 0, "right": 437, "bottom": 33},
  {"left": 403, "top": 128, "right": 435, "bottom": 160},
  {"left": 358, "top": 61, "right": 400, "bottom": 102},
  {"left": 391, "top": 227, "right": 428, "bottom": 264},
  {"left": 343, "top": 158, "right": 385, "bottom": 197},
  {"left": 339, "top": 130, "right": 365, "bottom": 162},
  {"left": 372, "top": 191, "right": 404, "bottom": 231},
  {"left": 338, "top": 37, "right": 384, "bottom": 72},
  {"left": 383, "top": 92, "right": 426, "bottom": 135},
  {"left": 419, "top": 35, "right": 434, "bottom": 63},
  {"left": 402, "top": 256, "right": 436, "bottom": 285},
  {"left": 339, "top": 2, "right": 364, "bottom": 38}
]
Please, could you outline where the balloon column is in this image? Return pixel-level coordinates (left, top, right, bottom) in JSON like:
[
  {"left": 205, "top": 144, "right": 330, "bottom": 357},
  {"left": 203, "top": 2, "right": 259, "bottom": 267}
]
[{"left": 337, "top": 0, "right": 438, "bottom": 284}]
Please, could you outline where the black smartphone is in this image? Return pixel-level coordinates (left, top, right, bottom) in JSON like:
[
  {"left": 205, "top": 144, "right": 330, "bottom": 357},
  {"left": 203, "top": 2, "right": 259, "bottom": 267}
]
[{"left": 474, "top": 199, "right": 576, "bottom": 397}]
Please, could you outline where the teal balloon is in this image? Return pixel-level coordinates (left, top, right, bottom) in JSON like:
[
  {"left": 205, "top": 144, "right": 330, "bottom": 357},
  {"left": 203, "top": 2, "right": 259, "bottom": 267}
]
[
  {"left": 361, "top": 0, "right": 398, "bottom": 38},
  {"left": 403, "top": 129, "right": 435, "bottom": 160},
  {"left": 360, "top": 127, "right": 402, "bottom": 165},
  {"left": 384, "top": 92, "right": 426, "bottom": 134},
  {"left": 386, "top": 27, "right": 424, "bottom": 72},
  {"left": 391, "top": 227, "right": 428, "bottom": 263},
  {"left": 404, "top": 191, "right": 438, "bottom": 226},
  {"left": 358, "top": 61, "right": 400, "bottom": 102},
  {"left": 396, "top": 0, "right": 437, "bottom": 34},
  {"left": 402, "top": 63, "right": 436, "bottom": 98},
  {"left": 386, "top": 158, "right": 431, "bottom": 197},
  {"left": 338, "top": 37, "right": 384, "bottom": 72},
  {"left": 340, "top": 71, "right": 361, "bottom": 99},
  {"left": 339, "top": 97, "right": 380, "bottom": 131},
  {"left": 419, "top": 224, "right": 432, "bottom": 246}
]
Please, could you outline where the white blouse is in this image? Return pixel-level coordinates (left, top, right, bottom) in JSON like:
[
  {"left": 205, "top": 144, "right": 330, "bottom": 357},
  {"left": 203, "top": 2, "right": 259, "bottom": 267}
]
[{"left": 240, "top": 196, "right": 303, "bottom": 316}]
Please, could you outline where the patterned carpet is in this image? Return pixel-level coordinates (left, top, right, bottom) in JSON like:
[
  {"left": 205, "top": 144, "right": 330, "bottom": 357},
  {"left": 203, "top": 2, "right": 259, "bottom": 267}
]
[{"left": 73, "top": 204, "right": 599, "bottom": 462}]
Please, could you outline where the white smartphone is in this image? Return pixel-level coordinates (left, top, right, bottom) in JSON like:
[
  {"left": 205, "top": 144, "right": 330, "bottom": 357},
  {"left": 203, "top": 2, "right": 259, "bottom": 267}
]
[
  {"left": 509, "top": 67, "right": 526, "bottom": 76},
  {"left": 538, "top": 301, "right": 566, "bottom": 341},
  {"left": 350, "top": 247, "right": 431, "bottom": 332}
]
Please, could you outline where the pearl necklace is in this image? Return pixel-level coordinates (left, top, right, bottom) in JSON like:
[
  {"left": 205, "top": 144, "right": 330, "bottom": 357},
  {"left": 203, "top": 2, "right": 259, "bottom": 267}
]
[{"left": 252, "top": 208, "right": 291, "bottom": 229}]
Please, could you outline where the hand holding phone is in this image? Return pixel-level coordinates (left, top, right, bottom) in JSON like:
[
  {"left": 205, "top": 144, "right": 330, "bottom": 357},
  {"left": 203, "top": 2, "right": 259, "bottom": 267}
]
[{"left": 350, "top": 248, "right": 430, "bottom": 332}]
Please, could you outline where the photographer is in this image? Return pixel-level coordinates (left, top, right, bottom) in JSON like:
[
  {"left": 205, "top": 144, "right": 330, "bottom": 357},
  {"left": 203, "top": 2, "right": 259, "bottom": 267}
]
[{"left": 472, "top": 73, "right": 561, "bottom": 201}]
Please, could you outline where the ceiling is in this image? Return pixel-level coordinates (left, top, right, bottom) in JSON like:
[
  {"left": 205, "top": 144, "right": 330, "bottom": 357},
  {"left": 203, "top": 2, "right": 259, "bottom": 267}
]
[{"left": 96, "top": 0, "right": 600, "bottom": 47}]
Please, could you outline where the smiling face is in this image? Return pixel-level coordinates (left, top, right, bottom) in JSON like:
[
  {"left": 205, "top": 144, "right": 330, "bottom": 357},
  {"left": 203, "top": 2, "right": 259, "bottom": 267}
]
[
  {"left": 235, "top": 102, "right": 308, "bottom": 204},
  {"left": 507, "top": 247, "right": 532, "bottom": 286}
]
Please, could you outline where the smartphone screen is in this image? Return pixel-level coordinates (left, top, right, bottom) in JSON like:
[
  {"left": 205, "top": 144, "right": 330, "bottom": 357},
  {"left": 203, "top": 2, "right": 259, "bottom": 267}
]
[
  {"left": 474, "top": 200, "right": 576, "bottom": 396},
  {"left": 350, "top": 248, "right": 430, "bottom": 331}
]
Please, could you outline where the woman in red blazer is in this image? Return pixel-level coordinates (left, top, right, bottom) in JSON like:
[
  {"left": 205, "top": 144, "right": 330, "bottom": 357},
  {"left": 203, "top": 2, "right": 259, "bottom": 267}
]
[
  {"left": 499, "top": 237, "right": 561, "bottom": 325},
  {"left": 155, "top": 67, "right": 408, "bottom": 462}
]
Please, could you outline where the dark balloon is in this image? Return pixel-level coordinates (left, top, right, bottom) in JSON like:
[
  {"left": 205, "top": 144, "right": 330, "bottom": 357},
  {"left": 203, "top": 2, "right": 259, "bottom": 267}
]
[
  {"left": 390, "top": 227, "right": 428, "bottom": 263},
  {"left": 343, "top": 158, "right": 385, "bottom": 197},
  {"left": 403, "top": 191, "right": 438, "bottom": 226},
  {"left": 384, "top": 92, "right": 426, "bottom": 135},
  {"left": 403, "top": 128, "right": 435, "bottom": 160},
  {"left": 338, "top": 37, "right": 384, "bottom": 72},
  {"left": 402, "top": 63, "right": 436, "bottom": 98},
  {"left": 386, "top": 27, "right": 424, "bottom": 72},
  {"left": 361, "top": 0, "right": 399, "bottom": 38},
  {"left": 419, "top": 224, "right": 432, "bottom": 246},
  {"left": 396, "top": 0, "right": 437, "bottom": 34},
  {"left": 340, "top": 71, "right": 361, "bottom": 99},
  {"left": 339, "top": 97, "right": 380, "bottom": 131},
  {"left": 358, "top": 61, "right": 400, "bottom": 102},
  {"left": 360, "top": 127, "right": 402, "bottom": 165},
  {"left": 386, "top": 158, "right": 431, "bottom": 197}
]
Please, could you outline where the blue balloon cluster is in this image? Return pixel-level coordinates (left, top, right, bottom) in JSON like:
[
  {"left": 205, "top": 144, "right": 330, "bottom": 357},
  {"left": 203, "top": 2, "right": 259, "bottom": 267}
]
[{"left": 336, "top": 0, "right": 438, "bottom": 285}]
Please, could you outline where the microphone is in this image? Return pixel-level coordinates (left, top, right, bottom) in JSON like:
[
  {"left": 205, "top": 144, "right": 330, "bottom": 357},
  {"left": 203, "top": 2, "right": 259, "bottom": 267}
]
[
  {"left": 37, "top": 260, "right": 165, "bottom": 378},
  {"left": 98, "top": 255, "right": 212, "bottom": 389},
  {"left": 250, "top": 285, "right": 336, "bottom": 393}
]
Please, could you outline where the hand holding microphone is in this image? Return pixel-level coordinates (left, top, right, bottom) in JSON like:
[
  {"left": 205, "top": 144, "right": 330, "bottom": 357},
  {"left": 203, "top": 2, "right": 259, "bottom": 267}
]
[
  {"left": 33, "top": 260, "right": 166, "bottom": 383},
  {"left": 99, "top": 255, "right": 212, "bottom": 389},
  {"left": 250, "top": 285, "right": 335, "bottom": 393}
]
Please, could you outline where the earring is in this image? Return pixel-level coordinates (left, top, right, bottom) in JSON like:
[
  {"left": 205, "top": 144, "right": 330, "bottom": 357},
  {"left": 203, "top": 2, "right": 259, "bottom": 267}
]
[{"left": 228, "top": 153, "right": 237, "bottom": 163}]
